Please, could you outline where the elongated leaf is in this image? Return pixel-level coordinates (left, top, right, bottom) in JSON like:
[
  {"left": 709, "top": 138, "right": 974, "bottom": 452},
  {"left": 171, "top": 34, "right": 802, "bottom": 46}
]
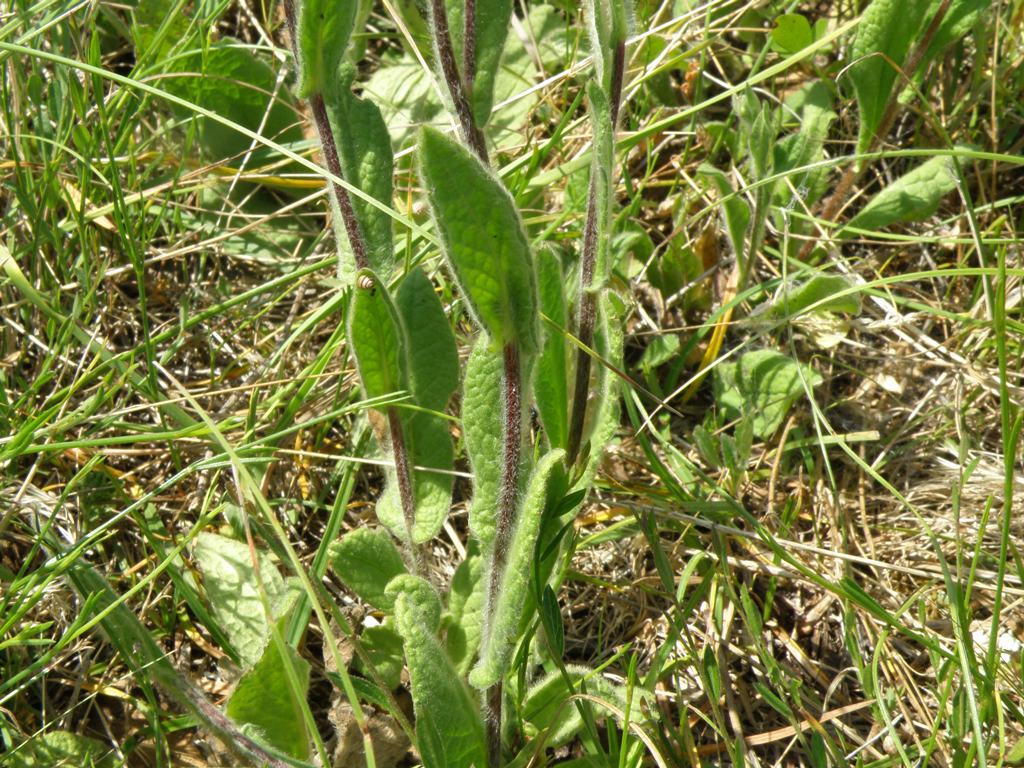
[
  {"left": 390, "top": 270, "right": 459, "bottom": 544},
  {"left": 347, "top": 276, "right": 427, "bottom": 540},
  {"left": 194, "top": 532, "right": 296, "bottom": 669},
  {"left": 419, "top": 126, "right": 539, "bottom": 353},
  {"left": 325, "top": 68, "right": 395, "bottom": 280},
  {"left": 446, "top": 544, "right": 486, "bottom": 675},
  {"left": 462, "top": 335, "right": 504, "bottom": 546},
  {"left": 848, "top": 0, "right": 930, "bottom": 153},
  {"left": 842, "top": 154, "right": 958, "bottom": 234},
  {"left": 698, "top": 165, "right": 750, "bottom": 266},
  {"left": 226, "top": 638, "right": 312, "bottom": 760},
  {"left": 768, "top": 274, "right": 862, "bottom": 318},
  {"left": 534, "top": 248, "right": 570, "bottom": 450},
  {"left": 296, "top": 0, "right": 357, "bottom": 98},
  {"left": 387, "top": 575, "right": 487, "bottom": 768},
  {"left": 470, "top": 449, "right": 565, "bottom": 690},
  {"left": 772, "top": 81, "right": 836, "bottom": 209},
  {"left": 469, "top": 0, "right": 515, "bottom": 126},
  {"left": 395, "top": 268, "right": 458, "bottom": 411},
  {"left": 921, "top": 0, "right": 990, "bottom": 65},
  {"left": 328, "top": 527, "right": 407, "bottom": 610},
  {"left": 347, "top": 272, "right": 408, "bottom": 403}
]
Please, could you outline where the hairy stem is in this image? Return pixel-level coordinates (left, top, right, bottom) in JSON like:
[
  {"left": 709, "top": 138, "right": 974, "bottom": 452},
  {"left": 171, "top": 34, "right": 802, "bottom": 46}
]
[
  {"left": 428, "top": 0, "right": 488, "bottom": 164},
  {"left": 464, "top": 0, "right": 477, "bottom": 96},
  {"left": 387, "top": 406, "right": 421, "bottom": 574},
  {"left": 567, "top": 45, "right": 625, "bottom": 467},
  {"left": 309, "top": 92, "right": 370, "bottom": 271},
  {"left": 566, "top": 173, "right": 600, "bottom": 466},
  {"left": 484, "top": 342, "right": 522, "bottom": 767},
  {"left": 609, "top": 40, "right": 625, "bottom": 127}
]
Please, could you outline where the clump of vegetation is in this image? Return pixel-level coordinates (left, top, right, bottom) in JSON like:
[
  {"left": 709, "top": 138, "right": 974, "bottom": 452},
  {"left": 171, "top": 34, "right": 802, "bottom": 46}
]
[{"left": 2, "top": 0, "right": 1023, "bottom": 767}]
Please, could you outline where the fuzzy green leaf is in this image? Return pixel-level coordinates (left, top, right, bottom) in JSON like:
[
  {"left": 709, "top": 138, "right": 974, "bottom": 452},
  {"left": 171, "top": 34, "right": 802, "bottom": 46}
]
[
  {"left": 843, "top": 154, "right": 958, "bottom": 234},
  {"left": 534, "top": 248, "right": 570, "bottom": 450},
  {"left": 350, "top": 269, "right": 453, "bottom": 543},
  {"left": 328, "top": 527, "right": 407, "bottom": 610},
  {"left": 462, "top": 335, "right": 504, "bottom": 545},
  {"left": 325, "top": 69, "right": 395, "bottom": 280},
  {"left": 161, "top": 41, "right": 304, "bottom": 163},
  {"left": 772, "top": 81, "right": 835, "bottom": 209},
  {"left": 769, "top": 274, "right": 862, "bottom": 318},
  {"left": 347, "top": 272, "right": 408, "bottom": 402},
  {"left": 848, "top": 0, "right": 930, "bottom": 154},
  {"left": 6, "top": 731, "right": 115, "bottom": 768},
  {"left": 585, "top": 0, "right": 631, "bottom": 97},
  {"left": 470, "top": 449, "right": 565, "bottom": 689},
  {"left": 226, "top": 638, "right": 311, "bottom": 760},
  {"left": 921, "top": 0, "right": 990, "bottom": 65},
  {"left": 395, "top": 267, "right": 458, "bottom": 412},
  {"left": 388, "top": 575, "right": 487, "bottom": 768},
  {"left": 295, "top": 0, "right": 357, "bottom": 98},
  {"left": 377, "top": 410, "right": 453, "bottom": 543},
  {"left": 419, "top": 126, "right": 539, "bottom": 352},
  {"left": 355, "top": 624, "right": 406, "bottom": 690},
  {"left": 446, "top": 544, "right": 486, "bottom": 675},
  {"left": 713, "top": 350, "right": 823, "bottom": 438},
  {"left": 194, "top": 532, "right": 296, "bottom": 669}
]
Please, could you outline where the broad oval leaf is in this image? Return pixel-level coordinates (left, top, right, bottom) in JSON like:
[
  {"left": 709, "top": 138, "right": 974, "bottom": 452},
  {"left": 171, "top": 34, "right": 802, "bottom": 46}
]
[
  {"left": 328, "top": 527, "right": 407, "bottom": 610},
  {"left": 226, "top": 638, "right": 312, "bottom": 760},
  {"left": 194, "top": 532, "right": 296, "bottom": 669},
  {"left": 713, "top": 350, "right": 823, "bottom": 438},
  {"left": 419, "top": 126, "right": 539, "bottom": 353}
]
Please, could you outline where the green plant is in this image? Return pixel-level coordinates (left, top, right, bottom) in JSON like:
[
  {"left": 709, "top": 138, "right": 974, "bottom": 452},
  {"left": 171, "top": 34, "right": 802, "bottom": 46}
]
[{"left": 265, "top": 0, "right": 636, "bottom": 765}]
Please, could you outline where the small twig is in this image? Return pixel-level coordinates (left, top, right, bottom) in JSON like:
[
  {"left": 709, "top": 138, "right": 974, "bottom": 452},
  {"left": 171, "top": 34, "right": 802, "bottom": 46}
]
[{"left": 428, "top": 0, "right": 488, "bottom": 163}]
